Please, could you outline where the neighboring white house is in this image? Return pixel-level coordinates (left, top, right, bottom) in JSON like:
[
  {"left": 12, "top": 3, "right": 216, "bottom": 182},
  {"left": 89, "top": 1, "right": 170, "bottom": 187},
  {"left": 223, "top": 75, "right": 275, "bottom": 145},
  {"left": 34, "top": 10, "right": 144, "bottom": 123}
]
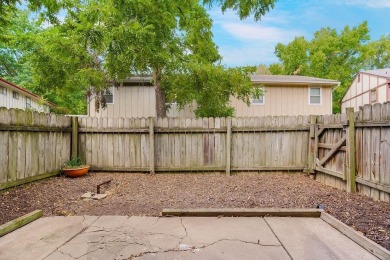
[
  {"left": 88, "top": 75, "right": 340, "bottom": 118},
  {"left": 341, "top": 68, "right": 390, "bottom": 113},
  {"left": 0, "top": 78, "right": 53, "bottom": 113}
]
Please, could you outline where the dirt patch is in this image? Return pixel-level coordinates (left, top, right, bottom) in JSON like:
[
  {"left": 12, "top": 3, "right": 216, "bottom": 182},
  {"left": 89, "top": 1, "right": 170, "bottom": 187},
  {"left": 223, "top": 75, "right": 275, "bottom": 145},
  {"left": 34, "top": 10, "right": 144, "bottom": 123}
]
[{"left": 0, "top": 172, "right": 389, "bottom": 250}]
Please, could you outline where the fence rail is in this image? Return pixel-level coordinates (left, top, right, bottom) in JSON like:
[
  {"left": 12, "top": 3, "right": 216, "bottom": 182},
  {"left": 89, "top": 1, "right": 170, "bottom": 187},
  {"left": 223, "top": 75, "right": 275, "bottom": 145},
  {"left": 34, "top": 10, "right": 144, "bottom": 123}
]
[
  {"left": 77, "top": 116, "right": 310, "bottom": 175},
  {"left": 0, "top": 103, "right": 389, "bottom": 202}
]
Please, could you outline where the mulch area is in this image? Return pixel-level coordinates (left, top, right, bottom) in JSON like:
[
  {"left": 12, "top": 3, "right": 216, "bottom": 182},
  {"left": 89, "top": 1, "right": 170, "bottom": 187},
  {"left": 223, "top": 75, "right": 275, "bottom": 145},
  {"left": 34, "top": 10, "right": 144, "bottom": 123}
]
[{"left": 0, "top": 172, "right": 389, "bottom": 250}]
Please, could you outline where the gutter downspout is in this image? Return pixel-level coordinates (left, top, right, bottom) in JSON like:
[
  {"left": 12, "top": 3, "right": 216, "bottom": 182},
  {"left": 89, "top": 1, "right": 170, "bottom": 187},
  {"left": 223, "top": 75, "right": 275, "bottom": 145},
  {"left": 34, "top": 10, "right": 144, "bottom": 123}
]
[{"left": 332, "top": 82, "right": 341, "bottom": 92}]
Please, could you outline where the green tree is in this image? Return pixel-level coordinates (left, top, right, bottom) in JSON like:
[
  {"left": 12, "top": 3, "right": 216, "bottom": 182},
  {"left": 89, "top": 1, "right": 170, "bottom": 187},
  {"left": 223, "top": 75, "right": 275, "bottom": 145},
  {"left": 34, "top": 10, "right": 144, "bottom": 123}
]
[
  {"left": 203, "top": 0, "right": 277, "bottom": 20},
  {"left": 268, "top": 63, "right": 284, "bottom": 75},
  {"left": 7, "top": 0, "right": 261, "bottom": 116},
  {"left": 0, "top": 10, "right": 39, "bottom": 88},
  {"left": 2, "top": 0, "right": 273, "bottom": 116},
  {"left": 274, "top": 36, "right": 308, "bottom": 75},
  {"left": 362, "top": 34, "right": 390, "bottom": 69},
  {"left": 255, "top": 64, "right": 271, "bottom": 75},
  {"left": 164, "top": 64, "right": 259, "bottom": 117},
  {"left": 272, "top": 22, "right": 370, "bottom": 113},
  {"left": 0, "top": 0, "right": 75, "bottom": 26}
]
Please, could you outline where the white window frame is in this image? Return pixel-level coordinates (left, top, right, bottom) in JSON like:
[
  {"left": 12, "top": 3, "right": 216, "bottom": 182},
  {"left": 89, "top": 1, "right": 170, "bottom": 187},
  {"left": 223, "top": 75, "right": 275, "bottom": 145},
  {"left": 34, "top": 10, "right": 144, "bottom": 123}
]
[
  {"left": 13, "top": 91, "right": 19, "bottom": 100},
  {"left": 308, "top": 86, "right": 322, "bottom": 105},
  {"left": 0, "top": 86, "right": 6, "bottom": 95},
  {"left": 26, "top": 97, "right": 32, "bottom": 108},
  {"left": 251, "top": 87, "right": 265, "bottom": 105},
  {"left": 102, "top": 86, "right": 114, "bottom": 104}
]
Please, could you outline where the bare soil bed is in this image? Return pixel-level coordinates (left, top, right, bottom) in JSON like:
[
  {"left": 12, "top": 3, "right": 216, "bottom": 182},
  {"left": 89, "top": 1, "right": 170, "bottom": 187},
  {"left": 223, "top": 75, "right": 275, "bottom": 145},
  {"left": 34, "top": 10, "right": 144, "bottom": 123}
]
[{"left": 1, "top": 172, "right": 389, "bottom": 250}]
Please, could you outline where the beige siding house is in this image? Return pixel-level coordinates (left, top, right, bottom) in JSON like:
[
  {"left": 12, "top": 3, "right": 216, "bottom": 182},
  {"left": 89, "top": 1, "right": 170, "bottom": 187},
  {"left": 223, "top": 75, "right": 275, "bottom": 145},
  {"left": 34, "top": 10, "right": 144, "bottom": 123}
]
[
  {"left": 232, "top": 75, "right": 338, "bottom": 117},
  {"left": 0, "top": 78, "right": 52, "bottom": 113},
  {"left": 88, "top": 75, "right": 339, "bottom": 118},
  {"left": 341, "top": 68, "right": 390, "bottom": 113},
  {"left": 88, "top": 77, "right": 156, "bottom": 118}
]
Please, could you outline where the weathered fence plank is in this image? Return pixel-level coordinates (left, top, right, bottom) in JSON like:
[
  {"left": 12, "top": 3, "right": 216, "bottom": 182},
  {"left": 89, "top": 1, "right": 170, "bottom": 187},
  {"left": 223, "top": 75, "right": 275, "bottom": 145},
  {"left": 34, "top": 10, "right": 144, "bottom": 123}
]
[
  {"left": 346, "top": 108, "right": 356, "bottom": 193},
  {"left": 0, "top": 109, "right": 71, "bottom": 190},
  {"left": 1, "top": 104, "right": 389, "bottom": 202}
]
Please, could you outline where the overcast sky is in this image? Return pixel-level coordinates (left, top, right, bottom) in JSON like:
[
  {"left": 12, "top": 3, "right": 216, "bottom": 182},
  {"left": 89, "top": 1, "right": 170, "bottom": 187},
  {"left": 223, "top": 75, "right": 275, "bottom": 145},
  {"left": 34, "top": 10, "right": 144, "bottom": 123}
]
[{"left": 208, "top": 0, "right": 390, "bottom": 67}]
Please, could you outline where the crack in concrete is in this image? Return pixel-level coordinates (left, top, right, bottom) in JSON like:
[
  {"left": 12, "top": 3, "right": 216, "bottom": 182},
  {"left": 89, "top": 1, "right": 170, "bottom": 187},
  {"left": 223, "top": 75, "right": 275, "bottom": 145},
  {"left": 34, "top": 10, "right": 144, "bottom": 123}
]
[
  {"left": 180, "top": 218, "right": 188, "bottom": 239},
  {"left": 75, "top": 244, "right": 106, "bottom": 259},
  {"left": 131, "top": 247, "right": 183, "bottom": 259},
  {"left": 43, "top": 216, "right": 100, "bottom": 260},
  {"left": 131, "top": 238, "right": 281, "bottom": 258},
  {"left": 54, "top": 250, "right": 76, "bottom": 259},
  {"left": 84, "top": 228, "right": 112, "bottom": 233},
  {"left": 198, "top": 238, "right": 282, "bottom": 249}
]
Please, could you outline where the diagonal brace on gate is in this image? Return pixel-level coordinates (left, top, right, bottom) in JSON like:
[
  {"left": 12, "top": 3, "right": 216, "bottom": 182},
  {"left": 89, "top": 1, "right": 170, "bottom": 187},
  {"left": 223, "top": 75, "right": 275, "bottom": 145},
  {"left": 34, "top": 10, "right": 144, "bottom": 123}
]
[{"left": 317, "top": 136, "right": 346, "bottom": 167}]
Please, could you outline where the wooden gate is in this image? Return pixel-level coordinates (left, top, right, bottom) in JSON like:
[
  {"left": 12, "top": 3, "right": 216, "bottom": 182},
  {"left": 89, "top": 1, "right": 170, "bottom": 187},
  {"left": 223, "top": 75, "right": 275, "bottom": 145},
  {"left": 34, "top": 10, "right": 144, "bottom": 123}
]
[
  {"left": 310, "top": 109, "right": 357, "bottom": 192},
  {"left": 314, "top": 114, "right": 347, "bottom": 181}
]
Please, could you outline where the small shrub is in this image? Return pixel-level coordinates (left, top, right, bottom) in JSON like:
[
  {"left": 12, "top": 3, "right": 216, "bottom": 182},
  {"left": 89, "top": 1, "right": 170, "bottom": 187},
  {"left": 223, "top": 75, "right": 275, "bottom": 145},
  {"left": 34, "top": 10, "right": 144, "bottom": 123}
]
[{"left": 63, "top": 157, "right": 87, "bottom": 169}]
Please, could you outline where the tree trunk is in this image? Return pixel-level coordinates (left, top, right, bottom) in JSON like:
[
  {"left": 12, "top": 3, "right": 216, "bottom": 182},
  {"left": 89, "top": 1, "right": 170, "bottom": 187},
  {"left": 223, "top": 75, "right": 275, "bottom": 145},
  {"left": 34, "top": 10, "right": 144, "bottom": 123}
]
[{"left": 154, "top": 69, "right": 166, "bottom": 117}]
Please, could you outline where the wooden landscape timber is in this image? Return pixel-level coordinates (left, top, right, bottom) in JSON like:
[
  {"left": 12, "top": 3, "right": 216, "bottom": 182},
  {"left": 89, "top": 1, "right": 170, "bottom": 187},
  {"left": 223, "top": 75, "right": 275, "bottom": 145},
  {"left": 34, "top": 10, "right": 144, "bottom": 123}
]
[
  {"left": 161, "top": 208, "right": 323, "bottom": 218},
  {"left": 0, "top": 210, "right": 42, "bottom": 237},
  {"left": 321, "top": 212, "right": 390, "bottom": 260},
  {"left": 0, "top": 103, "right": 389, "bottom": 202}
]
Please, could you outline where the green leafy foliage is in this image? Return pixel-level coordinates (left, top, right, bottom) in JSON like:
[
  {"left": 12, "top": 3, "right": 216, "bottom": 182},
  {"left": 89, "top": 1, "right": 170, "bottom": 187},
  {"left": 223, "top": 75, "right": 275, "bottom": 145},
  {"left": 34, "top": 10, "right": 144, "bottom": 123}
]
[
  {"left": 63, "top": 156, "right": 86, "bottom": 168},
  {"left": 361, "top": 34, "right": 390, "bottom": 69},
  {"left": 1, "top": 0, "right": 274, "bottom": 116},
  {"left": 0, "top": 10, "right": 37, "bottom": 85},
  {"left": 203, "top": 0, "right": 276, "bottom": 21},
  {"left": 271, "top": 22, "right": 371, "bottom": 113},
  {"left": 255, "top": 64, "right": 271, "bottom": 75},
  {"left": 164, "top": 64, "right": 261, "bottom": 117}
]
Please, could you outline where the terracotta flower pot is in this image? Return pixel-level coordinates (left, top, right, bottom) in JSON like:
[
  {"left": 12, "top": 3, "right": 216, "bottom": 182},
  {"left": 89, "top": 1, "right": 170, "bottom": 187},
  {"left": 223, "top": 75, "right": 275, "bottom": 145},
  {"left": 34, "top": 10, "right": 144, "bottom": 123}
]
[{"left": 63, "top": 166, "right": 90, "bottom": 178}]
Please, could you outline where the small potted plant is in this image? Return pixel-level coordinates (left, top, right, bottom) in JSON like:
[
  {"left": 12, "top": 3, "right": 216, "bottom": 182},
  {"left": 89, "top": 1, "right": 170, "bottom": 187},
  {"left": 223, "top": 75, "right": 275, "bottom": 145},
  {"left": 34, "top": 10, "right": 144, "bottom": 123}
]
[{"left": 63, "top": 157, "right": 90, "bottom": 177}]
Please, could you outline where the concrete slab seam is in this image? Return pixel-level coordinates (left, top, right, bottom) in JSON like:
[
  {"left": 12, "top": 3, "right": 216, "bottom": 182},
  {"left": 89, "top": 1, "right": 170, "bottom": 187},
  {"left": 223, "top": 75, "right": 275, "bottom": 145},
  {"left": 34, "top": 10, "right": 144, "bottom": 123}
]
[{"left": 264, "top": 218, "right": 294, "bottom": 260}]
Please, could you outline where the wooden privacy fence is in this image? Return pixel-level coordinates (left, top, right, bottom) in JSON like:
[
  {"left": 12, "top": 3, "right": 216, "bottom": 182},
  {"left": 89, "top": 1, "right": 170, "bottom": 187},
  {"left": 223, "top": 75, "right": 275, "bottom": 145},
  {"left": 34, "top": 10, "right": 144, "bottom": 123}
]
[
  {"left": 0, "top": 107, "right": 71, "bottom": 190},
  {"left": 0, "top": 103, "right": 389, "bottom": 203},
  {"left": 312, "top": 103, "right": 390, "bottom": 202},
  {"left": 77, "top": 116, "right": 310, "bottom": 173}
]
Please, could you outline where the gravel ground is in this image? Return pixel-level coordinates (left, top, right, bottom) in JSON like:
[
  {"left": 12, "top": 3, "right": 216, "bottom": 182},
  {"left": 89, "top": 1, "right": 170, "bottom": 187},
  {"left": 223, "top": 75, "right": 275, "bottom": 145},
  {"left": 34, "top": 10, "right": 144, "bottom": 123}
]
[{"left": 0, "top": 172, "right": 389, "bottom": 250}]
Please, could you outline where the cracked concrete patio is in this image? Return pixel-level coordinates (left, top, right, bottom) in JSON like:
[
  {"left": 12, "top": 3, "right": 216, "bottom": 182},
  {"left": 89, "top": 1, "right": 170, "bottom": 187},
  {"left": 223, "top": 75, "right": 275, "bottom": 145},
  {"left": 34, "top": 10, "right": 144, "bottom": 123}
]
[{"left": 0, "top": 216, "right": 379, "bottom": 260}]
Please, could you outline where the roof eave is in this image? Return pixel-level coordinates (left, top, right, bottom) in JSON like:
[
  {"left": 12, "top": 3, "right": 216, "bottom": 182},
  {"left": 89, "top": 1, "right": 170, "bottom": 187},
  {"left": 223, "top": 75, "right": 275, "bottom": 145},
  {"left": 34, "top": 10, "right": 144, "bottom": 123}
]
[
  {"left": 0, "top": 78, "right": 55, "bottom": 107},
  {"left": 252, "top": 81, "right": 340, "bottom": 86}
]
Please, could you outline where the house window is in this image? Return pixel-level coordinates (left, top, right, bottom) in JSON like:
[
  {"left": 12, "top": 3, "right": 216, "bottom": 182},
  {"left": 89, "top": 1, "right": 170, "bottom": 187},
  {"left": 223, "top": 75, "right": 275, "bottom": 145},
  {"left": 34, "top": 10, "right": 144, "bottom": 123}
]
[
  {"left": 0, "top": 86, "right": 6, "bottom": 95},
  {"left": 357, "top": 74, "right": 360, "bottom": 83},
  {"left": 251, "top": 87, "right": 265, "bottom": 105},
  {"left": 12, "top": 91, "right": 19, "bottom": 99},
  {"left": 370, "top": 89, "right": 377, "bottom": 103},
  {"left": 26, "top": 97, "right": 31, "bottom": 108},
  {"left": 309, "top": 87, "right": 321, "bottom": 105},
  {"left": 102, "top": 87, "right": 113, "bottom": 104},
  {"left": 251, "top": 95, "right": 264, "bottom": 105}
]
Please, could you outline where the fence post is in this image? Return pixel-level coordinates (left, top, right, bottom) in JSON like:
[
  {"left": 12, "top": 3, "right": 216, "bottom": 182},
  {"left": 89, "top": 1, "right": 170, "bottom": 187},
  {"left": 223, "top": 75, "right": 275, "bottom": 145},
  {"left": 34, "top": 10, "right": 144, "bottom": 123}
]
[
  {"left": 149, "top": 117, "right": 155, "bottom": 174},
  {"left": 71, "top": 116, "right": 78, "bottom": 159},
  {"left": 226, "top": 117, "right": 232, "bottom": 176},
  {"left": 308, "top": 115, "right": 317, "bottom": 174},
  {"left": 346, "top": 108, "right": 356, "bottom": 192}
]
